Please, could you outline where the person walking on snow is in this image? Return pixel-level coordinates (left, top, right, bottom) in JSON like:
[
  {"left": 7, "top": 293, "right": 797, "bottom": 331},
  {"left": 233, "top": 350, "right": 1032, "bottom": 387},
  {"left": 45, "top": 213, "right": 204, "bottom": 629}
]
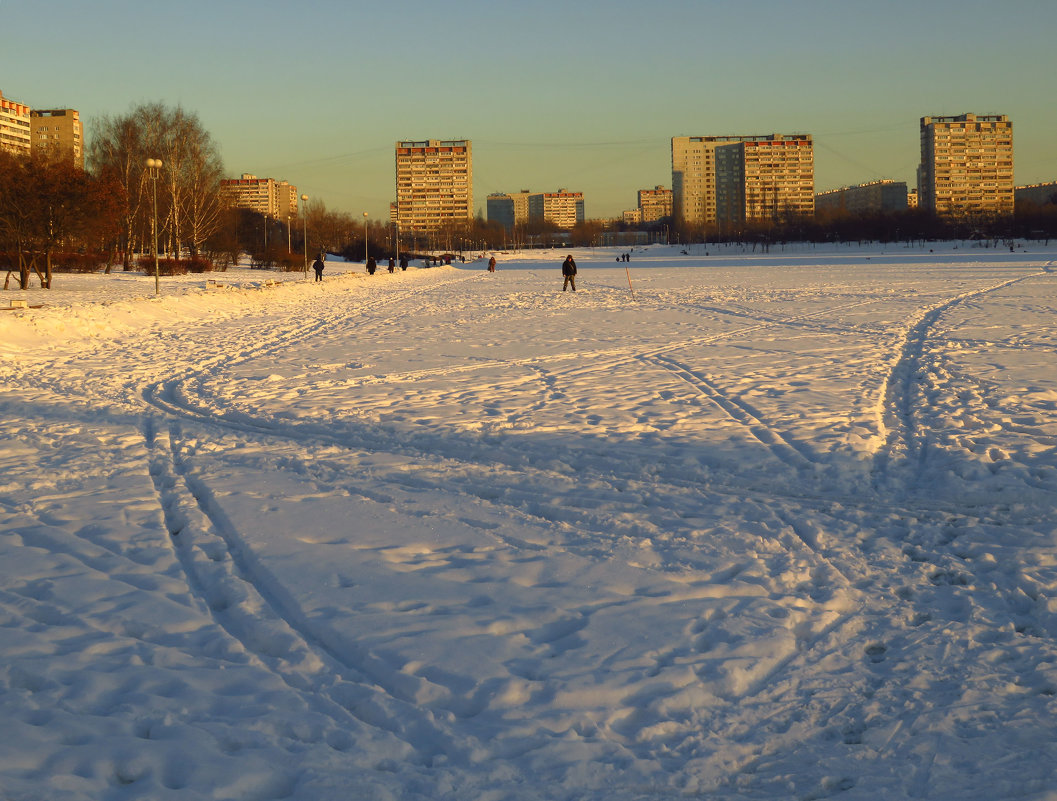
[
  {"left": 488, "top": 256, "right": 496, "bottom": 272},
  {"left": 312, "top": 256, "right": 324, "bottom": 282},
  {"left": 562, "top": 255, "right": 577, "bottom": 291}
]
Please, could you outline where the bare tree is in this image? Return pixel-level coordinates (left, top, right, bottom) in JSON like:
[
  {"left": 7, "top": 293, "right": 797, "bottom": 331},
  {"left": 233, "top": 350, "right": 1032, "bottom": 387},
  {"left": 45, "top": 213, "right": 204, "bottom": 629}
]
[
  {"left": 88, "top": 102, "right": 224, "bottom": 263},
  {"left": 0, "top": 151, "right": 114, "bottom": 289}
]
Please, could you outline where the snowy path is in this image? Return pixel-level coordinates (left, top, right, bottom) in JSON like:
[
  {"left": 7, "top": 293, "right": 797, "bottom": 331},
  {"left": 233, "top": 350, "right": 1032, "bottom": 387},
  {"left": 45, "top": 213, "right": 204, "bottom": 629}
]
[{"left": 2, "top": 247, "right": 1056, "bottom": 800}]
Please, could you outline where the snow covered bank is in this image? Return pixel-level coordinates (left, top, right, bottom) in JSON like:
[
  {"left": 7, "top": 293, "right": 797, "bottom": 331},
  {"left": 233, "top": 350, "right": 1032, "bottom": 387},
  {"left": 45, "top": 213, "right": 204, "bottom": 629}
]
[{"left": 2, "top": 245, "right": 1056, "bottom": 800}]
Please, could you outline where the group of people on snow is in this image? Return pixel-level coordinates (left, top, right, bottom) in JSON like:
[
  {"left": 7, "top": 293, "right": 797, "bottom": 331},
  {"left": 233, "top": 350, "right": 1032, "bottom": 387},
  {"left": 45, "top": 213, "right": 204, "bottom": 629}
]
[{"left": 316, "top": 251, "right": 585, "bottom": 292}]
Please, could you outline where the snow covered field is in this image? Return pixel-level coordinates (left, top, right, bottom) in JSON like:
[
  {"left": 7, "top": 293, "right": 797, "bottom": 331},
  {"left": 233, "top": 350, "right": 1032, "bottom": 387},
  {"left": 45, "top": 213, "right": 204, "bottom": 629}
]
[{"left": 2, "top": 243, "right": 1056, "bottom": 800}]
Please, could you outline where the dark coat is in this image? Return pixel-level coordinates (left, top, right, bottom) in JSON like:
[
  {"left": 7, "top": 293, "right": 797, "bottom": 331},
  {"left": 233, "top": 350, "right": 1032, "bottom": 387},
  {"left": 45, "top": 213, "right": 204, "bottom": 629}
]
[{"left": 562, "top": 256, "right": 577, "bottom": 276}]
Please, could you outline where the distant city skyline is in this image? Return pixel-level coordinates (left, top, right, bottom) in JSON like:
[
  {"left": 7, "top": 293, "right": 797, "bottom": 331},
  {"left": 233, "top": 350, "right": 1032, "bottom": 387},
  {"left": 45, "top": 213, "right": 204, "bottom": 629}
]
[{"left": 4, "top": 0, "right": 1056, "bottom": 220}]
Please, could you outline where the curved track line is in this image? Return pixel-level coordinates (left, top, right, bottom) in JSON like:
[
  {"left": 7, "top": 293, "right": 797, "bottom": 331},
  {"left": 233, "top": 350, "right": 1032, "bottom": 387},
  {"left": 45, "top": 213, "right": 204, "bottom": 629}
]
[{"left": 871, "top": 270, "right": 1047, "bottom": 491}]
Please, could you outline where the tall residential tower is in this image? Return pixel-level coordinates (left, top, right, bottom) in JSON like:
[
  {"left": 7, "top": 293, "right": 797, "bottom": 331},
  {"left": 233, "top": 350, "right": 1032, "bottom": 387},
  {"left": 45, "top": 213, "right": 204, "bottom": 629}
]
[
  {"left": 917, "top": 113, "right": 1013, "bottom": 217},
  {"left": 394, "top": 140, "right": 472, "bottom": 232},
  {"left": 673, "top": 134, "right": 814, "bottom": 231}
]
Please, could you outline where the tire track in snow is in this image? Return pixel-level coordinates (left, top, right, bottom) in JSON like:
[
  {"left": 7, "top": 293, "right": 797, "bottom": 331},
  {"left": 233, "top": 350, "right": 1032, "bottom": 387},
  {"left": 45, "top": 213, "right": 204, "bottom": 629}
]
[
  {"left": 871, "top": 270, "right": 1049, "bottom": 493},
  {"left": 143, "top": 417, "right": 477, "bottom": 765},
  {"left": 640, "top": 353, "right": 819, "bottom": 471}
]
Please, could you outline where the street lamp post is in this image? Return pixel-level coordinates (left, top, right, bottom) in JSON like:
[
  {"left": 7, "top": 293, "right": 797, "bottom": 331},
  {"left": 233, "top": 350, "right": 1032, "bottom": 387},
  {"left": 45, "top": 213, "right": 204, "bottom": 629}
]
[
  {"left": 363, "top": 211, "right": 368, "bottom": 264},
  {"left": 145, "top": 158, "right": 163, "bottom": 296},
  {"left": 301, "top": 194, "right": 309, "bottom": 278}
]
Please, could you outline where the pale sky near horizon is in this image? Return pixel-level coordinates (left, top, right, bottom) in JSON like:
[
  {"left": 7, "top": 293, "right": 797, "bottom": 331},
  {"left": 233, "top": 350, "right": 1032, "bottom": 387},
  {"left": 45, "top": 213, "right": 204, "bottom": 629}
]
[{"left": 4, "top": 0, "right": 1056, "bottom": 220}]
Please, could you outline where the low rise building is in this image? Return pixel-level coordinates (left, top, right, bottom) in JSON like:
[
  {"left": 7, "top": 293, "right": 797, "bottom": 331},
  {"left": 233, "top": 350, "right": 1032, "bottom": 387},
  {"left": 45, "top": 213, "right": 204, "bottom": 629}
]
[
  {"left": 1015, "top": 182, "right": 1057, "bottom": 207},
  {"left": 815, "top": 180, "right": 908, "bottom": 216}
]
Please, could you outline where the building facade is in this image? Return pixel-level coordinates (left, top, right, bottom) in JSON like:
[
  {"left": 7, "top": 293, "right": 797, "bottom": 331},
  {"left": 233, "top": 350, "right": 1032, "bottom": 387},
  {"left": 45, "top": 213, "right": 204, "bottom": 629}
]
[
  {"left": 815, "top": 180, "right": 909, "bottom": 216},
  {"left": 1015, "top": 182, "right": 1057, "bottom": 208},
  {"left": 394, "top": 139, "right": 473, "bottom": 232},
  {"left": 219, "top": 174, "right": 298, "bottom": 218},
  {"left": 30, "top": 109, "right": 84, "bottom": 169},
  {"left": 527, "top": 190, "right": 585, "bottom": 229},
  {"left": 673, "top": 134, "right": 814, "bottom": 229},
  {"left": 275, "top": 180, "right": 299, "bottom": 221},
  {"left": 918, "top": 113, "right": 1014, "bottom": 217},
  {"left": 487, "top": 190, "right": 532, "bottom": 232},
  {"left": 0, "top": 89, "right": 32, "bottom": 156},
  {"left": 637, "top": 186, "right": 673, "bottom": 222}
]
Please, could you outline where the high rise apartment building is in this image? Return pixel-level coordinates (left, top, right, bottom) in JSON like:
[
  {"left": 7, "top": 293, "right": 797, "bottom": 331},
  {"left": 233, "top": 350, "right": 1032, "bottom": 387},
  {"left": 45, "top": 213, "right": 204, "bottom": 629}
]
[
  {"left": 394, "top": 140, "right": 472, "bottom": 231},
  {"left": 219, "top": 174, "right": 299, "bottom": 219},
  {"left": 1, "top": 89, "right": 32, "bottom": 156},
  {"left": 487, "top": 190, "right": 532, "bottom": 232},
  {"left": 637, "top": 186, "right": 673, "bottom": 222},
  {"left": 31, "top": 109, "right": 84, "bottom": 169},
  {"left": 918, "top": 113, "right": 1013, "bottom": 217},
  {"left": 673, "top": 134, "right": 814, "bottom": 229},
  {"left": 1, "top": 90, "right": 83, "bottom": 168},
  {"left": 528, "top": 190, "right": 584, "bottom": 229}
]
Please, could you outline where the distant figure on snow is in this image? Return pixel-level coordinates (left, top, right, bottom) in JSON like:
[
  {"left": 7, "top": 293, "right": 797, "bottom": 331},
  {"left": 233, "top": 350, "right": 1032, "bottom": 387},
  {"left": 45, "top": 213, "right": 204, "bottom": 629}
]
[
  {"left": 488, "top": 256, "right": 496, "bottom": 272},
  {"left": 562, "top": 255, "right": 577, "bottom": 292},
  {"left": 388, "top": 257, "right": 395, "bottom": 273},
  {"left": 312, "top": 256, "right": 324, "bottom": 282},
  {"left": 400, "top": 255, "right": 408, "bottom": 271},
  {"left": 366, "top": 256, "right": 377, "bottom": 275}
]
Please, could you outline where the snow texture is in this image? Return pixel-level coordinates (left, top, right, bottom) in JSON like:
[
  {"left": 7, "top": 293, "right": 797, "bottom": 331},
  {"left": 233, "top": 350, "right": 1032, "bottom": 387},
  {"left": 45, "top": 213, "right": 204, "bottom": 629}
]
[{"left": 1, "top": 243, "right": 1056, "bottom": 800}]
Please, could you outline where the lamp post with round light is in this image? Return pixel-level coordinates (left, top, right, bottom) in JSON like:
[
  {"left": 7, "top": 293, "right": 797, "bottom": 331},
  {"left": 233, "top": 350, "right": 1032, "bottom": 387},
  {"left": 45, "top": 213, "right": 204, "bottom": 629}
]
[
  {"left": 301, "top": 194, "right": 309, "bottom": 278},
  {"left": 145, "top": 158, "right": 163, "bottom": 296},
  {"left": 362, "top": 211, "right": 368, "bottom": 264}
]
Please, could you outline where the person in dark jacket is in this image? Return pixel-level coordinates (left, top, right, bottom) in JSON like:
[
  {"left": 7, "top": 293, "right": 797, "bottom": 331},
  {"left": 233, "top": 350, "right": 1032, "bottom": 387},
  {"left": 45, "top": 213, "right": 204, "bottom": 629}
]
[
  {"left": 366, "top": 256, "right": 377, "bottom": 275},
  {"left": 562, "top": 255, "right": 577, "bottom": 291},
  {"left": 388, "top": 257, "right": 395, "bottom": 273},
  {"left": 400, "top": 255, "right": 408, "bottom": 271},
  {"left": 487, "top": 256, "right": 496, "bottom": 272},
  {"left": 312, "top": 256, "right": 324, "bottom": 281}
]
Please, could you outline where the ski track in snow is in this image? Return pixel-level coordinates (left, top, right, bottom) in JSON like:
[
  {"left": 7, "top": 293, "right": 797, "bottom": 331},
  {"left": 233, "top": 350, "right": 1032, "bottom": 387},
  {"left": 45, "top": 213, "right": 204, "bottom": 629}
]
[{"left": 3, "top": 249, "right": 1057, "bottom": 800}]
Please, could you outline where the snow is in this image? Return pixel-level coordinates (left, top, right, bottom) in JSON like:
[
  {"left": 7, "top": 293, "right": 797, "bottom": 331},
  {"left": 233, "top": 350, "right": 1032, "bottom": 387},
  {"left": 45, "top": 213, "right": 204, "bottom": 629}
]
[{"left": 2, "top": 243, "right": 1056, "bottom": 800}]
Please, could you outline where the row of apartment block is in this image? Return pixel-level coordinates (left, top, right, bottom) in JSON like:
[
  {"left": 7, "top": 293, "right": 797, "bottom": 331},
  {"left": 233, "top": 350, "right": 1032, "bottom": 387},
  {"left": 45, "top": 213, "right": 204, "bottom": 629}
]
[
  {"left": 486, "top": 189, "right": 585, "bottom": 232},
  {"left": 0, "top": 88, "right": 84, "bottom": 169},
  {"left": 672, "top": 134, "right": 816, "bottom": 230},
  {"left": 623, "top": 186, "right": 674, "bottom": 225},
  {"left": 673, "top": 114, "right": 1019, "bottom": 228},
  {"left": 218, "top": 174, "right": 300, "bottom": 220}
]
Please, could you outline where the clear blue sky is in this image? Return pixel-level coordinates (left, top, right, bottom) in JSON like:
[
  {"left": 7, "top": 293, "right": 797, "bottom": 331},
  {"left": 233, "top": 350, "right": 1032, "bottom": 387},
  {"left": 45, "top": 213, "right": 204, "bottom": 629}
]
[{"left": 4, "top": 0, "right": 1056, "bottom": 219}]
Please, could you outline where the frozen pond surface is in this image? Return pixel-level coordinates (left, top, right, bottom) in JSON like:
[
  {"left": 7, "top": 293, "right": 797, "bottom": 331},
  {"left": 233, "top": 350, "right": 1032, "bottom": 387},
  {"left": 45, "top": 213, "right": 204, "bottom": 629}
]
[{"left": 2, "top": 243, "right": 1056, "bottom": 800}]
